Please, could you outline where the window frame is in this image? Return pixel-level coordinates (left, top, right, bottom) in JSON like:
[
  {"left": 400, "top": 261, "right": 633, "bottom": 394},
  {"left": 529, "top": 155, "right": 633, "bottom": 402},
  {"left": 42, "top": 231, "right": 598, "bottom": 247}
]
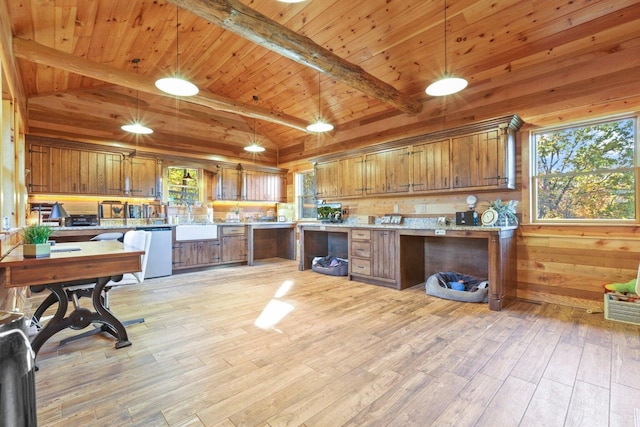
[
  {"left": 295, "top": 170, "right": 317, "bottom": 221},
  {"left": 530, "top": 115, "right": 638, "bottom": 225}
]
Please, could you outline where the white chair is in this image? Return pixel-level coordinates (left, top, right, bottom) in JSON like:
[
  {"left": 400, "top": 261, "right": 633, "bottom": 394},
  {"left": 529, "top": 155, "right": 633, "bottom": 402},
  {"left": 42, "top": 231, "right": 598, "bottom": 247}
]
[
  {"left": 56, "top": 230, "right": 152, "bottom": 346},
  {"left": 101, "top": 230, "right": 152, "bottom": 323},
  {"left": 90, "top": 232, "right": 124, "bottom": 241}
]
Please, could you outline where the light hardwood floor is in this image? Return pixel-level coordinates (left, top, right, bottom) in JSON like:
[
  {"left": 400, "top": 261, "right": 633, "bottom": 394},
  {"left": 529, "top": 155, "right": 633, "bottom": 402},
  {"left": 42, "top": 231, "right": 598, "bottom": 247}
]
[{"left": 29, "top": 259, "right": 640, "bottom": 427}]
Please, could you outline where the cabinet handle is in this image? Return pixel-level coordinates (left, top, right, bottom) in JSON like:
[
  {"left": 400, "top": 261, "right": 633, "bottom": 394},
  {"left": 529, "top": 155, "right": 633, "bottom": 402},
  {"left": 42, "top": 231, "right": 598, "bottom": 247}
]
[
  {"left": 485, "top": 175, "right": 508, "bottom": 184},
  {"left": 357, "top": 265, "right": 365, "bottom": 269}
]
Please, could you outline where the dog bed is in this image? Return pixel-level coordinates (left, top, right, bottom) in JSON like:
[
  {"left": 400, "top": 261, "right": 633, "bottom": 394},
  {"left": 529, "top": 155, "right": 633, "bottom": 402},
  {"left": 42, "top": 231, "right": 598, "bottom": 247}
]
[
  {"left": 425, "top": 271, "right": 489, "bottom": 303},
  {"left": 311, "top": 255, "right": 348, "bottom": 276}
]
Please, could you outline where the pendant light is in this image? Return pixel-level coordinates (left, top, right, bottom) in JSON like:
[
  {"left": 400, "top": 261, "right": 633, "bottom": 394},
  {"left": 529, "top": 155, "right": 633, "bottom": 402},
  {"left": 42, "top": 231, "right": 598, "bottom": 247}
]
[
  {"left": 306, "top": 73, "right": 334, "bottom": 133},
  {"left": 155, "top": 6, "right": 199, "bottom": 97},
  {"left": 425, "top": 0, "right": 468, "bottom": 96},
  {"left": 245, "top": 96, "right": 266, "bottom": 152},
  {"left": 244, "top": 117, "right": 266, "bottom": 152},
  {"left": 122, "top": 58, "right": 153, "bottom": 134}
]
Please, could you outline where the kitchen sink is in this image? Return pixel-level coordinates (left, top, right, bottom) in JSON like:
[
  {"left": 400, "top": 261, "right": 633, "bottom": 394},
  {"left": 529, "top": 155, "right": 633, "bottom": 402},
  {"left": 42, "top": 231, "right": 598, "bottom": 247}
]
[{"left": 175, "top": 224, "right": 218, "bottom": 241}]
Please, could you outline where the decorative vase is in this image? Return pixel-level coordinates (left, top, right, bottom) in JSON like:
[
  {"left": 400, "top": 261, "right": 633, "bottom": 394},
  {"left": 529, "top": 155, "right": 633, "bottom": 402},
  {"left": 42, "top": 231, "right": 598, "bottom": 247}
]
[
  {"left": 23, "top": 243, "right": 51, "bottom": 258},
  {"left": 496, "top": 215, "right": 518, "bottom": 227}
]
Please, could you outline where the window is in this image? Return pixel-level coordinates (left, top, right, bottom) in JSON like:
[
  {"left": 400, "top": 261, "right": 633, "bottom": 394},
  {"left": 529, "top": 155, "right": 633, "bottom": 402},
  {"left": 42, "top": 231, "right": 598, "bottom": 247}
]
[
  {"left": 532, "top": 117, "right": 636, "bottom": 222},
  {"left": 296, "top": 171, "right": 317, "bottom": 220},
  {"left": 167, "top": 167, "right": 199, "bottom": 205}
]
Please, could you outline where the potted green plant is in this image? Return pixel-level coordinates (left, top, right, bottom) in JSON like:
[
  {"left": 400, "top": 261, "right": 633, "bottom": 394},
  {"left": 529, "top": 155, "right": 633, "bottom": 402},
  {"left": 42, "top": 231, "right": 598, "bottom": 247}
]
[
  {"left": 21, "top": 224, "right": 55, "bottom": 258},
  {"left": 488, "top": 199, "right": 518, "bottom": 226}
]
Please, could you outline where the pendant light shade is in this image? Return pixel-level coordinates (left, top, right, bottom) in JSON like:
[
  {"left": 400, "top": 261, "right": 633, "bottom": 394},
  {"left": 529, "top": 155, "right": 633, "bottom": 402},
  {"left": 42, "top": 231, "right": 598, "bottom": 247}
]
[
  {"left": 155, "top": 7, "right": 198, "bottom": 97},
  {"left": 425, "top": 76, "right": 468, "bottom": 96},
  {"left": 155, "top": 77, "right": 199, "bottom": 97},
  {"left": 306, "top": 73, "right": 334, "bottom": 133},
  {"left": 121, "top": 123, "right": 154, "bottom": 134},
  {"left": 122, "top": 58, "right": 153, "bottom": 134},
  {"left": 426, "top": 0, "right": 467, "bottom": 97},
  {"left": 244, "top": 143, "right": 266, "bottom": 153}
]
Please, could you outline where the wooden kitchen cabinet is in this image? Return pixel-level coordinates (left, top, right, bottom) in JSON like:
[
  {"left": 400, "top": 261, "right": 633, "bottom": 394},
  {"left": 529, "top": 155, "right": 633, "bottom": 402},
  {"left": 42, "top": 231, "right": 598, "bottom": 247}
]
[
  {"left": 28, "top": 144, "right": 51, "bottom": 193},
  {"left": 220, "top": 226, "right": 247, "bottom": 263},
  {"left": 410, "top": 139, "right": 450, "bottom": 191},
  {"left": 338, "top": 155, "right": 365, "bottom": 197},
  {"left": 172, "top": 239, "right": 221, "bottom": 270},
  {"left": 81, "top": 151, "right": 123, "bottom": 195},
  {"left": 314, "top": 161, "right": 339, "bottom": 199},
  {"left": 365, "top": 147, "right": 411, "bottom": 195},
  {"left": 50, "top": 147, "right": 81, "bottom": 193},
  {"left": 244, "top": 170, "right": 286, "bottom": 202},
  {"left": 217, "top": 165, "right": 243, "bottom": 200},
  {"left": 349, "top": 228, "right": 397, "bottom": 287},
  {"left": 312, "top": 114, "right": 521, "bottom": 199},
  {"left": 451, "top": 128, "right": 515, "bottom": 190},
  {"left": 198, "top": 240, "right": 221, "bottom": 265},
  {"left": 172, "top": 241, "right": 199, "bottom": 269},
  {"left": 128, "top": 156, "right": 158, "bottom": 197},
  {"left": 28, "top": 141, "right": 124, "bottom": 195}
]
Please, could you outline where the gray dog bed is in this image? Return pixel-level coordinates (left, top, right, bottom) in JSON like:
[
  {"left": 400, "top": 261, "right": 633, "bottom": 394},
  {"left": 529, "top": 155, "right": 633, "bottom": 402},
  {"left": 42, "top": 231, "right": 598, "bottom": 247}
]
[{"left": 425, "top": 271, "right": 489, "bottom": 303}]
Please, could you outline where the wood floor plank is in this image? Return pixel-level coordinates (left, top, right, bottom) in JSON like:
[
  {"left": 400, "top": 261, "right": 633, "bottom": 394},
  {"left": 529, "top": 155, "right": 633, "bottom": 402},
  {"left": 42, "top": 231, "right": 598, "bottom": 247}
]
[
  {"left": 519, "top": 377, "right": 573, "bottom": 426},
  {"left": 565, "top": 380, "right": 609, "bottom": 427},
  {"left": 576, "top": 341, "right": 611, "bottom": 388},
  {"left": 27, "top": 259, "right": 640, "bottom": 426},
  {"left": 475, "top": 375, "right": 537, "bottom": 427}
]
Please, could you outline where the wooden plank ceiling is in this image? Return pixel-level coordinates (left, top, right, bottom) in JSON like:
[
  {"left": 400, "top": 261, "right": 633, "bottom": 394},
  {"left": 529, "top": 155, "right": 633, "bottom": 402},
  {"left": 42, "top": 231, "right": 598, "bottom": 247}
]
[{"left": 5, "top": 0, "right": 640, "bottom": 166}]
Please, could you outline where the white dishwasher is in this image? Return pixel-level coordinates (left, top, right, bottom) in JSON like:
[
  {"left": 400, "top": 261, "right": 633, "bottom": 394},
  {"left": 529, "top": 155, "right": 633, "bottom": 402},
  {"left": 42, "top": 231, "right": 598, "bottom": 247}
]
[{"left": 136, "top": 226, "right": 173, "bottom": 278}]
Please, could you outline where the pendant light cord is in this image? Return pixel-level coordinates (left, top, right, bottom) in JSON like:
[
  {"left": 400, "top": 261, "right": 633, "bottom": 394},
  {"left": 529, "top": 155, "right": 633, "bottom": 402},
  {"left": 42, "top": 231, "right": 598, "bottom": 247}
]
[
  {"left": 443, "top": 0, "right": 448, "bottom": 75},
  {"left": 317, "top": 72, "right": 322, "bottom": 118},
  {"left": 176, "top": 6, "right": 180, "bottom": 76}
]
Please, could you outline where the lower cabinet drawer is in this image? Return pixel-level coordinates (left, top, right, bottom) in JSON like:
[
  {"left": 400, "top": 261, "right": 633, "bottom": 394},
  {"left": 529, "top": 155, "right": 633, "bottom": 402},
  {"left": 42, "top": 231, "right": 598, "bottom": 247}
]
[
  {"left": 351, "top": 241, "right": 371, "bottom": 257},
  {"left": 350, "top": 257, "right": 371, "bottom": 276}
]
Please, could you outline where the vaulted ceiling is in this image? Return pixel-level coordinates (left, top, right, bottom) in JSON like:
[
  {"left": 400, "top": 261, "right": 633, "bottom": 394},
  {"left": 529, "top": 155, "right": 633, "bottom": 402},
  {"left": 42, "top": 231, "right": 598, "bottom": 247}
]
[{"left": 5, "top": 0, "right": 640, "bottom": 166}]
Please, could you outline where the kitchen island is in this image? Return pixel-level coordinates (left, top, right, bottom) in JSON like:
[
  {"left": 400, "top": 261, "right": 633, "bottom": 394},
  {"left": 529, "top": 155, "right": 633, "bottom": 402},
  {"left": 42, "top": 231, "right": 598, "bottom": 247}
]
[{"left": 298, "top": 222, "right": 517, "bottom": 311}]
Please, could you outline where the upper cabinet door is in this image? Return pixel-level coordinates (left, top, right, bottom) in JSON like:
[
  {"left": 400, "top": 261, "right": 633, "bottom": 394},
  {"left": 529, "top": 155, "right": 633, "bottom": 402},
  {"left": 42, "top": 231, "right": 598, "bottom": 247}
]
[
  {"left": 338, "top": 155, "right": 364, "bottom": 197},
  {"left": 217, "top": 166, "right": 242, "bottom": 200},
  {"left": 244, "top": 171, "right": 286, "bottom": 201},
  {"left": 365, "top": 147, "right": 411, "bottom": 195},
  {"left": 28, "top": 144, "right": 51, "bottom": 193},
  {"left": 128, "top": 157, "right": 158, "bottom": 197},
  {"left": 411, "top": 139, "right": 451, "bottom": 192},
  {"left": 451, "top": 129, "right": 515, "bottom": 190},
  {"left": 49, "top": 147, "right": 81, "bottom": 193},
  {"left": 314, "top": 161, "right": 338, "bottom": 199}
]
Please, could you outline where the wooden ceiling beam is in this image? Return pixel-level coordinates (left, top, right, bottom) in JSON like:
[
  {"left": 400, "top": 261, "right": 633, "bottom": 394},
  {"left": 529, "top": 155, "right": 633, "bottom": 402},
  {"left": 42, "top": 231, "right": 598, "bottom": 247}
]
[
  {"left": 168, "top": 0, "right": 423, "bottom": 116},
  {"left": 12, "top": 37, "right": 309, "bottom": 132}
]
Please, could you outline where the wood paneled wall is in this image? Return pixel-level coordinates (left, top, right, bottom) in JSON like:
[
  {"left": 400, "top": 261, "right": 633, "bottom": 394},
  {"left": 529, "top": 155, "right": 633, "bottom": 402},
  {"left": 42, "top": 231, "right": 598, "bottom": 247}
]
[{"left": 516, "top": 225, "right": 640, "bottom": 309}]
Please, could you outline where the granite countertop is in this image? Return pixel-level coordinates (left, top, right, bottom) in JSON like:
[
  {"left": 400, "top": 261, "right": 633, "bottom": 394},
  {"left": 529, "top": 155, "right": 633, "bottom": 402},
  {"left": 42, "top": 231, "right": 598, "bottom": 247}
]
[{"left": 297, "top": 221, "right": 517, "bottom": 232}]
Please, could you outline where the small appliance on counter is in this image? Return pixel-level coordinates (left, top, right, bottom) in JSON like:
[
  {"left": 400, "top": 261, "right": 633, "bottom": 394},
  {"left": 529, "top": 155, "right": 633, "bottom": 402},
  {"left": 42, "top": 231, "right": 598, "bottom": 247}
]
[
  {"left": 67, "top": 214, "right": 98, "bottom": 227},
  {"left": 455, "top": 211, "right": 478, "bottom": 226}
]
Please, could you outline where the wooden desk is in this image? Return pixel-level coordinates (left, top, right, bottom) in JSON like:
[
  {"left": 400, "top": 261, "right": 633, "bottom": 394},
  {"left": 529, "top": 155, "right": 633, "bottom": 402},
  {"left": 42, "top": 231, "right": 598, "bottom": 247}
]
[
  {"left": 247, "top": 223, "right": 296, "bottom": 266},
  {"left": 298, "top": 224, "right": 517, "bottom": 311},
  {"left": 0, "top": 241, "right": 144, "bottom": 357}
]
